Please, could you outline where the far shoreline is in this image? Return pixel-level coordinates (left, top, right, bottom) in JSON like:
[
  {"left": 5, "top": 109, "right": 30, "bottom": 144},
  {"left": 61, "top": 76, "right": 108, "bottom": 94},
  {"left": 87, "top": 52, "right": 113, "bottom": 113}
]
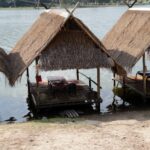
[{"left": 0, "top": 3, "right": 150, "bottom": 10}]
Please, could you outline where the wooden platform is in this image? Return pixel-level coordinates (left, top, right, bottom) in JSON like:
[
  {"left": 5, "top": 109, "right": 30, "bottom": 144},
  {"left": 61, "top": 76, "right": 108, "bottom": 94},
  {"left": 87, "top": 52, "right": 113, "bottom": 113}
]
[
  {"left": 114, "top": 75, "right": 150, "bottom": 97},
  {"left": 29, "top": 80, "right": 99, "bottom": 109}
]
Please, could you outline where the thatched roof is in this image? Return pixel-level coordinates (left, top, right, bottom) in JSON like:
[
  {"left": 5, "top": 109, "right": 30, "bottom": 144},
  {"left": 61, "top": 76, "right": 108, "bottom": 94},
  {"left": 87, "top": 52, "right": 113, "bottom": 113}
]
[
  {"left": 103, "top": 8, "right": 150, "bottom": 72},
  {"left": 0, "top": 9, "right": 126, "bottom": 86},
  {"left": 0, "top": 47, "right": 10, "bottom": 79}
]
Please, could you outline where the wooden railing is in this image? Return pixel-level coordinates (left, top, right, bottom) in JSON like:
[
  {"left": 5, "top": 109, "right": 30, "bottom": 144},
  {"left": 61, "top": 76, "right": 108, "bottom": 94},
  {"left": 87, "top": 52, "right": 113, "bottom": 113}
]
[{"left": 79, "top": 72, "right": 101, "bottom": 90}]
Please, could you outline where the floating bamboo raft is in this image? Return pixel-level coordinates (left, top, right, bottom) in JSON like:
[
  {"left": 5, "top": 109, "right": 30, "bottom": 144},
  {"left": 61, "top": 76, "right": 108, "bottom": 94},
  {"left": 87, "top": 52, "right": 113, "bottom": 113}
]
[
  {"left": 114, "top": 75, "right": 150, "bottom": 97},
  {"left": 29, "top": 80, "right": 99, "bottom": 109}
]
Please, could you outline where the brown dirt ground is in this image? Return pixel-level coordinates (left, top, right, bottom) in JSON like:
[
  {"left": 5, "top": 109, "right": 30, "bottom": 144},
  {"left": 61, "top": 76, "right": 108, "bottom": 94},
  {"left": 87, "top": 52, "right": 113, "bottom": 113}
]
[{"left": 0, "top": 110, "right": 150, "bottom": 150}]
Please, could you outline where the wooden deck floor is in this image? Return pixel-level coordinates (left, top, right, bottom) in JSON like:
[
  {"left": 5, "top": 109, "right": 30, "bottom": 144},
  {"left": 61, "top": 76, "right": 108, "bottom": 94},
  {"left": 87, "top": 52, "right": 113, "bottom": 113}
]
[
  {"left": 114, "top": 76, "right": 150, "bottom": 97},
  {"left": 30, "top": 80, "right": 98, "bottom": 108}
]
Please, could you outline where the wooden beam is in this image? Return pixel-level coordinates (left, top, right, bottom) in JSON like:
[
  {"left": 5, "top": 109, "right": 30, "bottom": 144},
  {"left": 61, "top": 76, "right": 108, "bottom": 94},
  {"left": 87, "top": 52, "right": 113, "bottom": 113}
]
[
  {"left": 65, "top": 2, "right": 79, "bottom": 16},
  {"left": 76, "top": 69, "right": 79, "bottom": 80},
  {"left": 143, "top": 53, "right": 147, "bottom": 95},
  {"left": 97, "top": 67, "right": 100, "bottom": 99},
  {"left": 123, "top": 0, "right": 137, "bottom": 8}
]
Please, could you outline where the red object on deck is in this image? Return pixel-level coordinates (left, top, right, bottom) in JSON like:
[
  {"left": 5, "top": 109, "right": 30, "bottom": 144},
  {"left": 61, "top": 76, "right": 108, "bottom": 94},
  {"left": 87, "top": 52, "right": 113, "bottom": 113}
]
[{"left": 36, "top": 75, "right": 42, "bottom": 83}]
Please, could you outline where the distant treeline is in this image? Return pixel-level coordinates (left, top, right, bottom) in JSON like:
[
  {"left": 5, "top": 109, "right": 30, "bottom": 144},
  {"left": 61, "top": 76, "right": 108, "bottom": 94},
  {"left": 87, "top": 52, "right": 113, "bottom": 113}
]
[
  {"left": 0, "top": 0, "right": 123, "bottom": 7},
  {"left": 0, "top": 0, "right": 149, "bottom": 7},
  {"left": 0, "top": 0, "right": 46, "bottom": 7}
]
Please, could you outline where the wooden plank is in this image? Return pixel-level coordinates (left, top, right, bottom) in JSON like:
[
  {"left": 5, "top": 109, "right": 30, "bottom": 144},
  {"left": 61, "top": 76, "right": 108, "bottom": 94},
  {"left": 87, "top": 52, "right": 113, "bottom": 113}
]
[{"left": 30, "top": 80, "right": 99, "bottom": 108}]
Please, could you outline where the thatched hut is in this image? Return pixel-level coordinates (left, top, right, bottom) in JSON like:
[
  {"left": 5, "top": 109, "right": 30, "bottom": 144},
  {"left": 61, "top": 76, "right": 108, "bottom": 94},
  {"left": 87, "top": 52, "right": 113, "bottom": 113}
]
[
  {"left": 103, "top": 8, "right": 150, "bottom": 97},
  {"left": 103, "top": 8, "right": 150, "bottom": 71},
  {"left": 0, "top": 9, "right": 126, "bottom": 111},
  {"left": 6, "top": 9, "right": 125, "bottom": 85}
]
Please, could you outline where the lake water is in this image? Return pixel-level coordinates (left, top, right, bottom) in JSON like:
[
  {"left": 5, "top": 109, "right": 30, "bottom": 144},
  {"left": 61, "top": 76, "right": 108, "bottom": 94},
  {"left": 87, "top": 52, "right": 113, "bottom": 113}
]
[{"left": 0, "top": 6, "right": 149, "bottom": 122}]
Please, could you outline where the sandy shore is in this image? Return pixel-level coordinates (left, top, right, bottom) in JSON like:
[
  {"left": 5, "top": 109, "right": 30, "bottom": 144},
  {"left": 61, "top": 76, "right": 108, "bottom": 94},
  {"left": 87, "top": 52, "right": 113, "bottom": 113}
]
[{"left": 0, "top": 110, "right": 150, "bottom": 150}]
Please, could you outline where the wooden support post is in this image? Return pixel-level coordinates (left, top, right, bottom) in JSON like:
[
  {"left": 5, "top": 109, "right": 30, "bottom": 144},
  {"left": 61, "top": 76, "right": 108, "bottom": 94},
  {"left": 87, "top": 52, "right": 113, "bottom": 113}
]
[
  {"left": 143, "top": 53, "right": 147, "bottom": 95},
  {"left": 35, "top": 58, "right": 39, "bottom": 73},
  {"left": 112, "top": 72, "right": 116, "bottom": 111},
  {"left": 89, "top": 78, "right": 91, "bottom": 90},
  {"left": 26, "top": 67, "right": 31, "bottom": 99},
  {"left": 113, "top": 72, "right": 116, "bottom": 87},
  {"left": 122, "top": 76, "right": 126, "bottom": 105},
  {"left": 35, "top": 57, "right": 40, "bottom": 100},
  {"left": 97, "top": 67, "right": 100, "bottom": 98},
  {"left": 35, "top": 57, "right": 40, "bottom": 88},
  {"left": 76, "top": 69, "right": 79, "bottom": 80},
  {"left": 97, "top": 67, "right": 101, "bottom": 112}
]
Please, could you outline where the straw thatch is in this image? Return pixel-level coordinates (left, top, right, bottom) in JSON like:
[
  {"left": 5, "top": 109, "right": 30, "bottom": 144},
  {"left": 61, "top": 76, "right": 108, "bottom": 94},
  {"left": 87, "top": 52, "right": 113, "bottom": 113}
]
[
  {"left": 0, "top": 9, "right": 126, "bottom": 86},
  {"left": 103, "top": 8, "right": 150, "bottom": 72},
  {"left": 0, "top": 47, "right": 10, "bottom": 79}
]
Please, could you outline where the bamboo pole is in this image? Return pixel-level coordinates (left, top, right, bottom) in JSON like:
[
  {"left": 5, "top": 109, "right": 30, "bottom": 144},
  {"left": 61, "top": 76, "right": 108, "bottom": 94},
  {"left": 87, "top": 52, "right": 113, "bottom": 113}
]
[
  {"left": 35, "top": 57, "right": 39, "bottom": 86},
  {"left": 26, "top": 67, "right": 31, "bottom": 99},
  {"left": 76, "top": 69, "right": 79, "bottom": 80},
  {"left": 112, "top": 72, "right": 116, "bottom": 108},
  {"left": 122, "top": 76, "right": 126, "bottom": 105},
  {"left": 113, "top": 72, "right": 116, "bottom": 87},
  {"left": 97, "top": 67, "right": 100, "bottom": 112},
  {"left": 89, "top": 78, "right": 91, "bottom": 90},
  {"left": 143, "top": 53, "right": 147, "bottom": 95},
  {"left": 97, "top": 67, "right": 100, "bottom": 98},
  {"left": 35, "top": 57, "right": 40, "bottom": 103}
]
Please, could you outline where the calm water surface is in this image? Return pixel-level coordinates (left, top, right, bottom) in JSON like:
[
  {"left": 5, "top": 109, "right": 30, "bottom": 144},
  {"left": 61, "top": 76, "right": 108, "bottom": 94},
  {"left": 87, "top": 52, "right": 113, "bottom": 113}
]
[{"left": 0, "top": 6, "right": 149, "bottom": 122}]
